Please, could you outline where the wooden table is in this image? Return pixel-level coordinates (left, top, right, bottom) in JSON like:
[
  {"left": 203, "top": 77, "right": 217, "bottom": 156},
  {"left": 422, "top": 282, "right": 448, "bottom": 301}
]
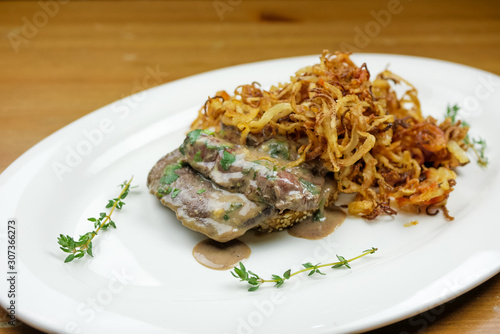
[{"left": 1, "top": 1, "right": 499, "bottom": 333}]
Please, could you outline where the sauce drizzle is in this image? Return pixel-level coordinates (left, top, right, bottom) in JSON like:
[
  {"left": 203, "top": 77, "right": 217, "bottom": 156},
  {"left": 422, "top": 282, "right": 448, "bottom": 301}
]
[
  {"left": 193, "top": 239, "right": 251, "bottom": 270},
  {"left": 288, "top": 208, "right": 346, "bottom": 240}
]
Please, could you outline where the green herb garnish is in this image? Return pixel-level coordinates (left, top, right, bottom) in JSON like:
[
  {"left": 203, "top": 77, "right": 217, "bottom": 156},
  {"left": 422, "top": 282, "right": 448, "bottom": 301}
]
[
  {"left": 206, "top": 142, "right": 233, "bottom": 150},
  {"left": 313, "top": 198, "right": 326, "bottom": 222},
  {"left": 445, "top": 104, "right": 460, "bottom": 123},
  {"left": 445, "top": 104, "right": 488, "bottom": 167},
  {"left": 171, "top": 188, "right": 181, "bottom": 199},
  {"left": 220, "top": 150, "right": 236, "bottom": 170},
  {"left": 465, "top": 136, "right": 488, "bottom": 167},
  {"left": 266, "top": 174, "right": 277, "bottom": 181},
  {"left": 160, "top": 162, "right": 182, "bottom": 185},
  {"left": 231, "top": 248, "right": 377, "bottom": 291},
  {"left": 181, "top": 129, "right": 215, "bottom": 154},
  {"left": 299, "top": 178, "right": 320, "bottom": 195},
  {"left": 57, "top": 176, "right": 134, "bottom": 263},
  {"left": 157, "top": 186, "right": 180, "bottom": 200},
  {"left": 187, "top": 129, "right": 214, "bottom": 144},
  {"left": 193, "top": 150, "right": 202, "bottom": 163},
  {"left": 157, "top": 186, "right": 172, "bottom": 198},
  {"left": 187, "top": 130, "right": 203, "bottom": 144},
  {"left": 302, "top": 262, "right": 326, "bottom": 275},
  {"left": 268, "top": 141, "right": 290, "bottom": 160},
  {"left": 223, "top": 202, "right": 243, "bottom": 220},
  {"left": 229, "top": 203, "right": 243, "bottom": 210},
  {"left": 197, "top": 189, "right": 206, "bottom": 194}
]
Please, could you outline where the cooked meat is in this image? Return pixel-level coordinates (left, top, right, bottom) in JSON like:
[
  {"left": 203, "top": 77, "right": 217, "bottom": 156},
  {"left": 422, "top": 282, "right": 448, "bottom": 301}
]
[
  {"left": 147, "top": 148, "right": 325, "bottom": 241},
  {"left": 147, "top": 149, "right": 275, "bottom": 242},
  {"left": 179, "top": 130, "right": 326, "bottom": 212},
  {"left": 148, "top": 130, "right": 338, "bottom": 241}
]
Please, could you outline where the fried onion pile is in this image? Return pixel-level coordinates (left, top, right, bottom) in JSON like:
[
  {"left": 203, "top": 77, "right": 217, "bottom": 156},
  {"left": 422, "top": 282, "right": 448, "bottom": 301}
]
[{"left": 191, "top": 50, "right": 470, "bottom": 220}]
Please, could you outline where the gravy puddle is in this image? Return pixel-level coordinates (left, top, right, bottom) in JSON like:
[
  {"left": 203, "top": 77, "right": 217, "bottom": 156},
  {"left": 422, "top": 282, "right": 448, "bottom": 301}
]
[
  {"left": 193, "top": 239, "right": 251, "bottom": 270},
  {"left": 288, "top": 208, "right": 346, "bottom": 240}
]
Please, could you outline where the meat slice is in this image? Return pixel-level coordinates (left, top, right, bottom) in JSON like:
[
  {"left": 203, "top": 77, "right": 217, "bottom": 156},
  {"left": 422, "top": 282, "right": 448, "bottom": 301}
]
[
  {"left": 147, "top": 149, "right": 275, "bottom": 242},
  {"left": 179, "top": 130, "right": 326, "bottom": 212},
  {"left": 148, "top": 131, "right": 339, "bottom": 242}
]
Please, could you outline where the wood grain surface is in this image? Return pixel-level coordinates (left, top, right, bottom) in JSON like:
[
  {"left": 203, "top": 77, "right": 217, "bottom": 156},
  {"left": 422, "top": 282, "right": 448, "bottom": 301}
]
[{"left": 1, "top": 1, "right": 499, "bottom": 333}]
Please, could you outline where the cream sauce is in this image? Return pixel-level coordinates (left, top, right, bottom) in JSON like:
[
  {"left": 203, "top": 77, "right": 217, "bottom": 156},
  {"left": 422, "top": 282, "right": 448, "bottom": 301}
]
[
  {"left": 193, "top": 239, "right": 251, "bottom": 270},
  {"left": 288, "top": 208, "right": 346, "bottom": 240}
]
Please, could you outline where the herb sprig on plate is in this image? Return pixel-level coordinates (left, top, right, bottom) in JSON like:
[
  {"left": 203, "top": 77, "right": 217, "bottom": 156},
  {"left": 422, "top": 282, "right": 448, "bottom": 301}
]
[
  {"left": 231, "top": 247, "right": 378, "bottom": 291},
  {"left": 445, "top": 104, "right": 488, "bottom": 167},
  {"left": 57, "top": 176, "right": 134, "bottom": 263}
]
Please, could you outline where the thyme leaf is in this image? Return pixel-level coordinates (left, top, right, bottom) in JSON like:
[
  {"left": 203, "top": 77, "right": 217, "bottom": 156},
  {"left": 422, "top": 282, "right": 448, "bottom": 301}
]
[
  {"left": 57, "top": 176, "right": 134, "bottom": 263},
  {"left": 445, "top": 104, "right": 460, "bottom": 123},
  {"left": 231, "top": 247, "right": 378, "bottom": 291},
  {"left": 445, "top": 104, "right": 488, "bottom": 167}
]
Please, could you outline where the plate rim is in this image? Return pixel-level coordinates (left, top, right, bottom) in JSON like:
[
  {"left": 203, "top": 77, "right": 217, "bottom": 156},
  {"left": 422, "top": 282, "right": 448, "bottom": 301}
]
[{"left": 1, "top": 52, "right": 500, "bottom": 334}]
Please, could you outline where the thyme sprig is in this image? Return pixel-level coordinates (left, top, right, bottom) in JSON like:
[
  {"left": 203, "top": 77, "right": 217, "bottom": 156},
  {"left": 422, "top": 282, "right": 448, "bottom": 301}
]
[
  {"left": 445, "top": 104, "right": 488, "bottom": 167},
  {"left": 57, "top": 176, "right": 134, "bottom": 263},
  {"left": 231, "top": 247, "right": 377, "bottom": 291},
  {"left": 445, "top": 104, "right": 460, "bottom": 123},
  {"left": 464, "top": 136, "right": 488, "bottom": 167}
]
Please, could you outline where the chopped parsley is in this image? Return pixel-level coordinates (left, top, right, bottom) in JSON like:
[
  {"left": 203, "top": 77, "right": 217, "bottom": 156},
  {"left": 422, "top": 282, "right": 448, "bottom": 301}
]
[
  {"left": 220, "top": 150, "right": 236, "bottom": 170},
  {"left": 268, "top": 141, "right": 290, "bottom": 160},
  {"left": 230, "top": 203, "right": 243, "bottom": 210},
  {"left": 251, "top": 160, "right": 274, "bottom": 170},
  {"left": 266, "top": 173, "right": 277, "bottom": 181},
  {"left": 300, "top": 178, "right": 320, "bottom": 195},
  {"left": 156, "top": 186, "right": 172, "bottom": 198},
  {"left": 206, "top": 141, "right": 232, "bottom": 151},
  {"left": 224, "top": 202, "right": 243, "bottom": 220},
  {"left": 187, "top": 129, "right": 214, "bottom": 144},
  {"left": 193, "top": 150, "right": 202, "bottom": 163},
  {"left": 171, "top": 188, "right": 181, "bottom": 199},
  {"left": 313, "top": 198, "right": 326, "bottom": 222},
  {"left": 197, "top": 189, "right": 206, "bottom": 194},
  {"left": 313, "top": 209, "right": 324, "bottom": 222},
  {"left": 157, "top": 186, "right": 181, "bottom": 200},
  {"left": 160, "top": 162, "right": 182, "bottom": 185},
  {"left": 180, "top": 129, "right": 214, "bottom": 154}
]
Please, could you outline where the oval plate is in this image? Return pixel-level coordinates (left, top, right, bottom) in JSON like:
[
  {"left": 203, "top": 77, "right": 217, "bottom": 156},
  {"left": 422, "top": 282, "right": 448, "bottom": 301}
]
[{"left": 1, "top": 54, "right": 500, "bottom": 334}]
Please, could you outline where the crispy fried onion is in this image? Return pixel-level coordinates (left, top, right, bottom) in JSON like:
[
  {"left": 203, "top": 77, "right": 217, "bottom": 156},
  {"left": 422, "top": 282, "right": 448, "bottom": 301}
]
[{"left": 191, "top": 50, "right": 469, "bottom": 220}]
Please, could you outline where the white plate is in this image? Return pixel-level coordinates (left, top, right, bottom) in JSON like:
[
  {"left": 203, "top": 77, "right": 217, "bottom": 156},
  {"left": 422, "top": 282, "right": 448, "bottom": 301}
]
[{"left": 1, "top": 54, "right": 500, "bottom": 334}]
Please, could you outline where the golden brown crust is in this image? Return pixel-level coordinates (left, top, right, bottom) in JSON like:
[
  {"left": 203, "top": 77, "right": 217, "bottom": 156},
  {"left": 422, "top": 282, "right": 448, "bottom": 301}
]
[{"left": 256, "top": 210, "right": 312, "bottom": 232}]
